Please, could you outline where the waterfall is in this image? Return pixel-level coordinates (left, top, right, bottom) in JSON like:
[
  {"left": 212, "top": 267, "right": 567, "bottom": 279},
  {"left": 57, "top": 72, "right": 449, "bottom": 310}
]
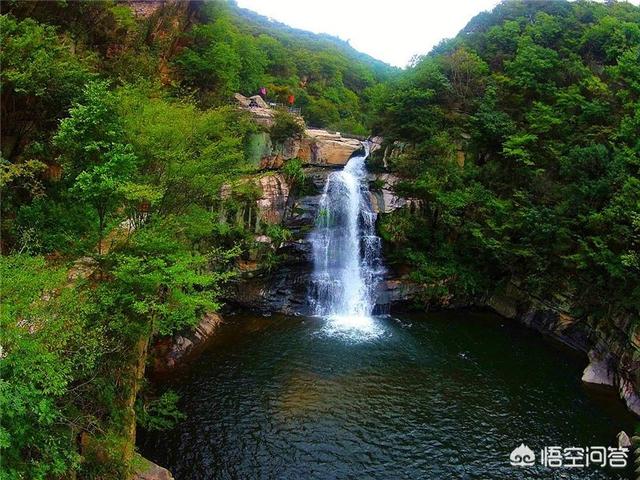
[{"left": 309, "top": 144, "right": 384, "bottom": 325}]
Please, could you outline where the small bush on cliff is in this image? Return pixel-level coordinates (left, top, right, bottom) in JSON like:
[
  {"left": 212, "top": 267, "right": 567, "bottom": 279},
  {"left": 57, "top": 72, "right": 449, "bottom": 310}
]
[
  {"left": 282, "top": 158, "right": 306, "bottom": 186},
  {"left": 270, "top": 110, "right": 304, "bottom": 144},
  {"left": 136, "top": 390, "right": 185, "bottom": 432}
]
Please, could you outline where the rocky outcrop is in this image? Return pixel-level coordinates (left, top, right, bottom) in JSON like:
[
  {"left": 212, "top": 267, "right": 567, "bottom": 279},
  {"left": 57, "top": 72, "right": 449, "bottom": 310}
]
[
  {"left": 151, "top": 313, "right": 223, "bottom": 374},
  {"left": 134, "top": 456, "right": 174, "bottom": 480},
  {"left": 582, "top": 351, "right": 615, "bottom": 386},
  {"left": 128, "top": 1, "right": 166, "bottom": 18},
  {"left": 227, "top": 166, "right": 335, "bottom": 314},
  {"left": 241, "top": 123, "right": 361, "bottom": 171},
  {"left": 616, "top": 431, "right": 631, "bottom": 448},
  {"left": 255, "top": 129, "right": 362, "bottom": 168},
  {"left": 235, "top": 94, "right": 362, "bottom": 168},
  {"left": 256, "top": 174, "right": 290, "bottom": 224},
  {"left": 375, "top": 279, "right": 422, "bottom": 311},
  {"left": 487, "top": 285, "right": 639, "bottom": 416},
  {"left": 619, "top": 378, "right": 640, "bottom": 416},
  {"left": 368, "top": 173, "right": 419, "bottom": 214},
  {"left": 234, "top": 93, "right": 277, "bottom": 128},
  {"left": 301, "top": 129, "right": 362, "bottom": 166}
]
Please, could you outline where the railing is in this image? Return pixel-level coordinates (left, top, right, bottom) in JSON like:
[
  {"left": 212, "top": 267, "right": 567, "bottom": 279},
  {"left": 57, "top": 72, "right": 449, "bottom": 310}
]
[{"left": 268, "top": 103, "right": 301, "bottom": 115}]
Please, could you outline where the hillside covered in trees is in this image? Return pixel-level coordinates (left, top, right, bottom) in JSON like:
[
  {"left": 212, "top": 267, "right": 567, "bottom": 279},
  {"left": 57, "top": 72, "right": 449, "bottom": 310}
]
[
  {"left": 1, "top": 0, "right": 639, "bottom": 478},
  {"left": 371, "top": 0, "right": 640, "bottom": 319},
  {"left": 0, "top": 0, "right": 392, "bottom": 478}
]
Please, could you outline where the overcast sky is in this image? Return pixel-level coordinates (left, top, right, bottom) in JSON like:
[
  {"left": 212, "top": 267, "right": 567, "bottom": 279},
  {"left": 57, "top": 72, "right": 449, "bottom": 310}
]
[{"left": 236, "top": 0, "right": 640, "bottom": 67}]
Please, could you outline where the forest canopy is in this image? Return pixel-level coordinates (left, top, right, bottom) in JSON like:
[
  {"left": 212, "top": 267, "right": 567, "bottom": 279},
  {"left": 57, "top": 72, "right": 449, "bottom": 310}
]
[
  {"left": 1, "top": 0, "right": 639, "bottom": 478},
  {"left": 370, "top": 0, "right": 640, "bottom": 315}
]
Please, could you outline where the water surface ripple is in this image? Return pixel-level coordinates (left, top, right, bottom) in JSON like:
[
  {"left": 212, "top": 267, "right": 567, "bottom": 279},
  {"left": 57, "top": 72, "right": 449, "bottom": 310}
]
[{"left": 140, "top": 312, "right": 635, "bottom": 479}]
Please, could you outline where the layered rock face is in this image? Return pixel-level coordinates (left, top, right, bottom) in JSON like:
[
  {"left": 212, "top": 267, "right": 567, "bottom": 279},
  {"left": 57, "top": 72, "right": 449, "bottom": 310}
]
[
  {"left": 227, "top": 132, "right": 415, "bottom": 315},
  {"left": 486, "top": 285, "right": 640, "bottom": 416},
  {"left": 228, "top": 168, "right": 333, "bottom": 315},
  {"left": 151, "top": 313, "right": 223, "bottom": 374},
  {"left": 301, "top": 129, "right": 362, "bottom": 166},
  {"left": 256, "top": 174, "right": 290, "bottom": 224}
]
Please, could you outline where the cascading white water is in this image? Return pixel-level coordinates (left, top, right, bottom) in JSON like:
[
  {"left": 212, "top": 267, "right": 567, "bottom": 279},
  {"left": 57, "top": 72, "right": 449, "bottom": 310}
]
[{"left": 309, "top": 144, "right": 384, "bottom": 335}]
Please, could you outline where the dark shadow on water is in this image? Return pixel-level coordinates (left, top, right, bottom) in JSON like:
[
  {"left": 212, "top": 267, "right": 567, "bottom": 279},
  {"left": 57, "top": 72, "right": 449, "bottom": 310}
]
[{"left": 139, "top": 310, "right": 637, "bottom": 480}]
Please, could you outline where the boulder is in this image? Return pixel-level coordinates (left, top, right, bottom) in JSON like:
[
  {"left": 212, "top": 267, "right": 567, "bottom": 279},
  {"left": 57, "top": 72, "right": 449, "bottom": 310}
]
[
  {"left": 234, "top": 93, "right": 276, "bottom": 128},
  {"left": 617, "top": 430, "right": 632, "bottom": 449},
  {"left": 152, "top": 312, "right": 222, "bottom": 373},
  {"left": 134, "top": 457, "right": 174, "bottom": 480},
  {"left": 369, "top": 136, "right": 384, "bottom": 153},
  {"left": 255, "top": 235, "right": 272, "bottom": 244},
  {"left": 581, "top": 351, "right": 615, "bottom": 386},
  {"left": 303, "top": 129, "right": 362, "bottom": 166}
]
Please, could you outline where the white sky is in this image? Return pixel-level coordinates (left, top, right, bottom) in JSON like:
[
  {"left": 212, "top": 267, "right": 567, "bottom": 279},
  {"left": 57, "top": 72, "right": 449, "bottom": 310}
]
[{"left": 236, "top": 0, "right": 640, "bottom": 67}]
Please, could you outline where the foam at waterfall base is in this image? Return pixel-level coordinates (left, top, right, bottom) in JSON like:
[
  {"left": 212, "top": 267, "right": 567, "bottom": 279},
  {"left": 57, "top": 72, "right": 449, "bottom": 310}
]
[{"left": 319, "top": 314, "right": 385, "bottom": 342}]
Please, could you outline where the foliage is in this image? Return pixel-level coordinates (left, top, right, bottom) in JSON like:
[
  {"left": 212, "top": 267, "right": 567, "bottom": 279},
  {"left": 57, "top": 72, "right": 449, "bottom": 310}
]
[
  {"left": 173, "top": 0, "right": 397, "bottom": 132},
  {"left": 0, "top": 255, "right": 108, "bottom": 479},
  {"left": 372, "top": 0, "right": 640, "bottom": 318},
  {"left": 281, "top": 158, "right": 306, "bottom": 187},
  {"left": 136, "top": 390, "right": 185, "bottom": 432},
  {"left": 270, "top": 110, "right": 304, "bottom": 144},
  {"left": 3, "top": 1, "right": 639, "bottom": 477},
  {"left": 265, "top": 224, "right": 292, "bottom": 246}
]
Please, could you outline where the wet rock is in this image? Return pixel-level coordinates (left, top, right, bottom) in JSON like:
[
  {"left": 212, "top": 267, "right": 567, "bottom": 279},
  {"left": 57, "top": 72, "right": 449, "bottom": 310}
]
[
  {"left": 376, "top": 279, "right": 422, "bottom": 309},
  {"left": 133, "top": 457, "right": 174, "bottom": 480},
  {"left": 617, "top": 430, "right": 632, "bottom": 449},
  {"left": 229, "top": 263, "right": 313, "bottom": 315},
  {"left": 152, "top": 312, "right": 223, "bottom": 374},
  {"left": 582, "top": 351, "right": 615, "bottom": 386}
]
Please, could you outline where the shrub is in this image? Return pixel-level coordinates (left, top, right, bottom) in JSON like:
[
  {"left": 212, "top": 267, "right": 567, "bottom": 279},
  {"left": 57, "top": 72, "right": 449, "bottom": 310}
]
[{"left": 270, "top": 110, "right": 304, "bottom": 143}]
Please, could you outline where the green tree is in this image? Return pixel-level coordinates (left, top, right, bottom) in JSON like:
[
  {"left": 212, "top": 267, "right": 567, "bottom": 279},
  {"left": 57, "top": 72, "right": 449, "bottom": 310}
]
[{"left": 54, "top": 81, "right": 138, "bottom": 253}]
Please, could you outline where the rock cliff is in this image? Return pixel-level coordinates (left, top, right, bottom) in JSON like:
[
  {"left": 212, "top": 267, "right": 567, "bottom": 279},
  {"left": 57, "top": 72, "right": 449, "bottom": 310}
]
[
  {"left": 485, "top": 284, "right": 640, "bottom": 416},
  {"left": 151, "top": 312, "right": 223, "bottom": 374},
  {"left": 235, "top": 93, "right": 363, "bottom": 168}
]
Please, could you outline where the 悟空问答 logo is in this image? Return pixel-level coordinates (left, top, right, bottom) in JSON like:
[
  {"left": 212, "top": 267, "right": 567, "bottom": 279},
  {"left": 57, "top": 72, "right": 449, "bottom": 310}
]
[{"left": 510, "top": 444, "right": 535, "bottom": 467}]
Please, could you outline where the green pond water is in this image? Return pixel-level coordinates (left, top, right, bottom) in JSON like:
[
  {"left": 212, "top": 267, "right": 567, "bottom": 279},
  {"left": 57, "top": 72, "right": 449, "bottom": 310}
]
[{"left": 139, "top": 311, "right": 636, "bottom": 479}]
